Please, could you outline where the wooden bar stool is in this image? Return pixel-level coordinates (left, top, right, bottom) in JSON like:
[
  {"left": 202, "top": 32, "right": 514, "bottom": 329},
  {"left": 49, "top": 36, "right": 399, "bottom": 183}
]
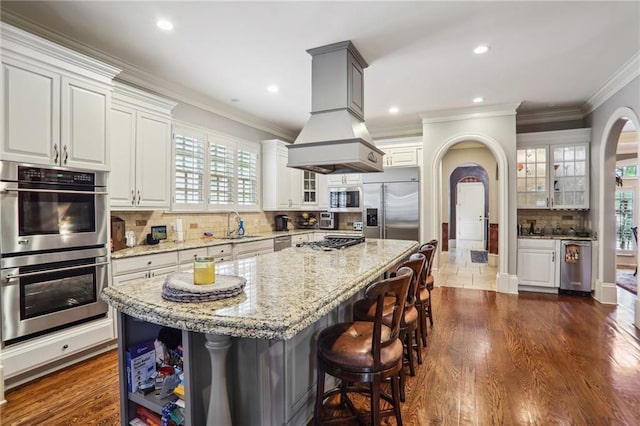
[
  {"left": 420, "top": 240, "right": 438, "bottom": 327},
  {"left": 314, "top": 267, "right": 412, "bottom": 426},
  {"left": 352, "top": 255, "right": 425, "bottom": 402}
]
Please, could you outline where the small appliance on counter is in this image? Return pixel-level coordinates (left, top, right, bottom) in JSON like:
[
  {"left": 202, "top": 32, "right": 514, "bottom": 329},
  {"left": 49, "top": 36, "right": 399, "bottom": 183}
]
[
  {"left": 319, "top": 212, "right": 338, "bottom": 230},
  {"left": 111, "top": 216, "right": 126, "bottom": 251},
  {"left": 295, "top": 212, "right": 317, "bottom": 229},
  {"left": 274, "top": 215, "right": 290, "bottom": 231},
  {"left": 147, "top": 225, "right": 167, "bottom": 245}
]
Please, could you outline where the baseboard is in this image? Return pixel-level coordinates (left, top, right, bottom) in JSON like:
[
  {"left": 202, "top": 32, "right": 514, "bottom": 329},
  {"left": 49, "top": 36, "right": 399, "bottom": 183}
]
[
  {"left": 0, "top": 365, "right": 5, "bottom": 405},
  {"left": 595, "top": 279, "right": 618, "bottom": 305},
  {"left": 518, "top": 285, "right": 559, "bottom": 294},
  {"left": 488, "top": 253, "right": 498, "bottom": 267},
  {"left": 497, "top": 273, "right": 517, "bottom": 294}
]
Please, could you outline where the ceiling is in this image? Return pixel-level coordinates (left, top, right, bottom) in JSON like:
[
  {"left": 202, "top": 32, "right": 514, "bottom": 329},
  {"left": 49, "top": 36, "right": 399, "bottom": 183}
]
[{"left": 2, "top": 1, "right": 639, "bottom": 140}]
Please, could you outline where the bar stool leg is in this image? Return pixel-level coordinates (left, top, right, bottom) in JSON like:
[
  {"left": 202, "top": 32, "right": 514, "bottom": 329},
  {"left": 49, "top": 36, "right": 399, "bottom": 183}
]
[{"left": 314, "top": 366, "right": 325, "bottom": 425}]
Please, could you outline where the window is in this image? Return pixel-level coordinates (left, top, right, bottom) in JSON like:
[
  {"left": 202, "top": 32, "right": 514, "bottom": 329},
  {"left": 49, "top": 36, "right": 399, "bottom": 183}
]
[
  {"left": 174, "top": 134, "right": 205, "bottom": 204},
  {"left": 615, "top": 189, "right": 634, "bottom": 250},
  {"left": 172, "top": 126, "right": 260, "bottom": 211}
]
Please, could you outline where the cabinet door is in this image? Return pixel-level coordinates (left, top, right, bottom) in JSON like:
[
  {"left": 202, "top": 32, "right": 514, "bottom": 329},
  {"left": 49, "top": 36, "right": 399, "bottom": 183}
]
[
  {"left": 1, "top": 60, "right": 60, "bottom": 165},
  {"left": 112, "top": 270, "right": 148, "bottom": 286},
  {"left": 109, "top": 106, "right": 137, "bottom": 207},
  {"left": 516, "top": 147, "right": 549, "bottom": 209},
  {"left": 386, "top": 147, "right": 417, "bottom": 167},
  {"left": 135, "top": 112, "right": 171, "bottom": 209},
  {"left": 276, "top": 148, "right": 291, "bottom": 209},
  {"left": 289, "top": 167, "right": 302, "bottom": 209},
  {"left": 344, "top": 174, "right": 362, "bottom": 185},
  {"left": 551, "top": 144, "right": 589, "bottom": 209},
  {"left": 60, "top": 77, "right": 110, "bottom": 170},
  {"left": 302, "top": 171, "right": 318, "bottom": 206},
  {"left": 517, "top": 248, "right": 556, "bottom": 287},
  {"left": 317, "top": 174, "right": 329, "bottom": 209}
]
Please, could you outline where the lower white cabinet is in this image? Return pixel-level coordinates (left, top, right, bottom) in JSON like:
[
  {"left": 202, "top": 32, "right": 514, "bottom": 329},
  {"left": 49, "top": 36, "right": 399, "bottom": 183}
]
[
  {"left": 111, "top": 252, "right": 178, "bottom": 285},
  {"left": 1, "top": 316, "right": 113, "bottom": 385},
  {"left": 517, "top": 239, "right": 560, "bottom": 289},
  {"left": 207, "top": 244, "right": 233, "bottom": 262}
]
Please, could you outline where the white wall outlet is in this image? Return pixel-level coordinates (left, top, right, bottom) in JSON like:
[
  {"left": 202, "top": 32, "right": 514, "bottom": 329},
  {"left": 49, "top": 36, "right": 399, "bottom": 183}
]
[{"left": 353, "top": 221, "right": 363, "bottom": 231}]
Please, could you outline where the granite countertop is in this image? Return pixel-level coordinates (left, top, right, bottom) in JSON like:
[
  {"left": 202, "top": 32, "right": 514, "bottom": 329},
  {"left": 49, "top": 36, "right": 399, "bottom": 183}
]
[
  {"left": 102, "top": 239, "right": 418, "bottom": 340},
  {"left": 518, "top": 234, "right": 597, "bottom": 241},
  {"left": 111, "top": 229, "right": 361, "bottom": 259}
]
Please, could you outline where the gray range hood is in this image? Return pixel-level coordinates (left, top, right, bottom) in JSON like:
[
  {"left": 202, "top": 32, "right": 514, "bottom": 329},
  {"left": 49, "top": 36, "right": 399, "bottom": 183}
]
[{"left": 287, "top": 41, "right": 384, "bottom": 174}]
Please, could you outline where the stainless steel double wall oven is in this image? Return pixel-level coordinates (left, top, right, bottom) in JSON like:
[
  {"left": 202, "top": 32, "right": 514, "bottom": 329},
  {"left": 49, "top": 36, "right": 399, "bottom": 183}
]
[{"left": 0, "top": 161, "right": 109, "bottom": 345}]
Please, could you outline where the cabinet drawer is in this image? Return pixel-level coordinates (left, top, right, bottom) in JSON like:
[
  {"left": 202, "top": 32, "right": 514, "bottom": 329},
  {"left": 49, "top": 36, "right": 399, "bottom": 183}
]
[
  {"left": 3, "top": 318, "right": 113, "bottom": 378},
  {"left": 112, "top": 252, "right": 177, "bottom": 275},
  {"left": 208, "top": 244, "right": 233, "bottom": 258},
  {"left": 518, "top": 238, "right": 556, "bottom": 250},
  {"left": 178, "top": 248, "right": 208, "bottom": 264}
]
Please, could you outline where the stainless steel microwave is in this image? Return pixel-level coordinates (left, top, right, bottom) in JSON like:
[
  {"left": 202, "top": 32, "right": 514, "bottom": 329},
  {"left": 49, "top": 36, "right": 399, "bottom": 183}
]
[{"left": 328, "top": 186, "right": 362, "bottom": 212}]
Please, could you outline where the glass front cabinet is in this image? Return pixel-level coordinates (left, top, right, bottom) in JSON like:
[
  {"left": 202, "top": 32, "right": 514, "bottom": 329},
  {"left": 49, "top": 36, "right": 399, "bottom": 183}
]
[{"left": 516, "top": 129, "right": 591, "bottom": 210}]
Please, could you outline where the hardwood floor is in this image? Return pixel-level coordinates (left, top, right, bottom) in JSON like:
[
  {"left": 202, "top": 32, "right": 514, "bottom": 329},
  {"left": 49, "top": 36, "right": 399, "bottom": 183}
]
[{"left": 2, "top": 287, "right": 639, "bottom": 425}]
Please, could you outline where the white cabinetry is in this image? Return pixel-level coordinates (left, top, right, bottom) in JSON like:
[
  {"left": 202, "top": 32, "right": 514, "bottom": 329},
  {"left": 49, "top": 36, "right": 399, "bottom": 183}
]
[
  {"left": 111, "top": 252, "right": 178, "bottom": 285},
  {"left": 517, "top": 239, "right": 560, "bottom": 290},
  {"left": 1, "top": 24, "right": 119, "bottom": 169},
  {"left": 326, "top": 174, "right": 362, "bottom": 186},
  {"left": 516, "top": 129, "right": 591, "bottom": 209},
  {"left": 262, "top": 140, "right": 302, "bottom": 210},
  {"left": 376, "top": 136, "right": 422, "bottom": 168},
  {"left": 110, "top": 83, "right": 176, "bottom": 209},
  {"left": 208, "top": 243, "right": 234, "bottom": 262}
]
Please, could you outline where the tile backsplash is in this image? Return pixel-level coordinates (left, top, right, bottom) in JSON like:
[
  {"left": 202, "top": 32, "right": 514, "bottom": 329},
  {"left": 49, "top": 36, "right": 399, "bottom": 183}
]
[
  {"left": 111, "top": 210, "right": 362, "bottom": 245},
  {"left": 517, "top": 209, "right": 591, "bottom": 234}
]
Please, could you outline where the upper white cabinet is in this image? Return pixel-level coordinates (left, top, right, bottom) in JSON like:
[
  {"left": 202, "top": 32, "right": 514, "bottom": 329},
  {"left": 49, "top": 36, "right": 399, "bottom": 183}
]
[
  {"left": 262, "top": 139, "right": 302, "bottom": 210},
  {"left": 516, "top": 129, "right": 591, "bottom": 209},
  {"left": 326, "top": 174, "right": 362, "bottom": 186},
  {"left": 0, "top": 24, "right": 119, "bottom": 170},
  {"left": 110, "top": 83, "right": 176, "bottom": 209},
  {"left": 375, "top": 136, "right": 422, "bottom": 168}
]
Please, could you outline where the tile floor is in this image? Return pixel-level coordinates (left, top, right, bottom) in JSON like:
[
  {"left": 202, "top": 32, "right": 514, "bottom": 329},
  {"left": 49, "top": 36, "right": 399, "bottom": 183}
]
[{"left": 437, "top": 247, "right": 497, "bottom": 291}]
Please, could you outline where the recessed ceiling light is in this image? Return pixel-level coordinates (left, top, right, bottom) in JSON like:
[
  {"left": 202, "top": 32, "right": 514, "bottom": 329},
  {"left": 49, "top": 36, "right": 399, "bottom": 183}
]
[
  {"left": 473, "top": 45, "right": 489, "bottom": 55},
  {"left": 267, "top": 84, "right": 279, "bottom": 93},
  {"left": 388, "top": 106, "right": 399, "bottom": 114},
  {"left": 157, "top": 19, "right": 174, "bottom": 31},
  {"left": 473, "top": 97, "right": 484, "bottom": 103}
]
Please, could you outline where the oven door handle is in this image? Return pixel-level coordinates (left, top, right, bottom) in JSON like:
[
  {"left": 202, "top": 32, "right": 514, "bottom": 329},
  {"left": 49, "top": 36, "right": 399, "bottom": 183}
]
[
  {"left": 3, "top": 187, "right": 108, "bottom": 196},
  {"left": 4, "top": 261, "right": 109, "bottom": 280}
]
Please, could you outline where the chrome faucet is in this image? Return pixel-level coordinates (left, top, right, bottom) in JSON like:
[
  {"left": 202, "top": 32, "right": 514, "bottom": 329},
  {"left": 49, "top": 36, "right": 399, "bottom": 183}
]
[{"left": 226, "top": 211, "right": 242, "bottom": 238}]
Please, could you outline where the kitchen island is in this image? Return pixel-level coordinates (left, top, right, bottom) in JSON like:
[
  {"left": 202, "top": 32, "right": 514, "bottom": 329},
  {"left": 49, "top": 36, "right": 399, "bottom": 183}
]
[{"left": 102, "top": 238, "right": 418, "bottom": 425}]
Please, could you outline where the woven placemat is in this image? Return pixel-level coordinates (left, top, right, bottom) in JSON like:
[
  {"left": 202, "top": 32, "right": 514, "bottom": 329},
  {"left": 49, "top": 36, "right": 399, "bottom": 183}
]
[{"left": 161, "top": 272, "right": 246, "bottom": 302}]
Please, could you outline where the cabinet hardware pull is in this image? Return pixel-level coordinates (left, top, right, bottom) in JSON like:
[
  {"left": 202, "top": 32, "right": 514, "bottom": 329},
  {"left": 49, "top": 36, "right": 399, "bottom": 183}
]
[
  {"left": 131, "top": 190, "right": 135, "bottom": 205},
  {"left": 137, "top": 190, "right": 141, "bottom": 205},
  {"left": 552, "top": 252, "right": 555, "bottom": 262},
  {"left": 4, "top": 187, "right": 108, "bottom": 195},
  {"left": 63, "top": 145, "right": 69, "bottom": 165},
  {"left": 53, "top": 144, "right": 59, "bottom": 163},
  {"left": 5, "top": 261, "right": 108, "bottom": 279}
]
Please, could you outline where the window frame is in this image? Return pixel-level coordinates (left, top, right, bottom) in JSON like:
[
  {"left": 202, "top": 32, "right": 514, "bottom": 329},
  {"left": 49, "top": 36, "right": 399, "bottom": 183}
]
[
  {"left": 171, "top": 124, "right": 261, "bottom": 212},
  {"left": 615, "top": 185, "right": 635, "bottom": 253}
]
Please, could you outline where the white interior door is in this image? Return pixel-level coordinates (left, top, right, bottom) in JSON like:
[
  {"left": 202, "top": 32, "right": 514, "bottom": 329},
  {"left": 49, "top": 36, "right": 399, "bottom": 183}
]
[{"left": 457, "top": 182, "right": 485, "bottom": 246}]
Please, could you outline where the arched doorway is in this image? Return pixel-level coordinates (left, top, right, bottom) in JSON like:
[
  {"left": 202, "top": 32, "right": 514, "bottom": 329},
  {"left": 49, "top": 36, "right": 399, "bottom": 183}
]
[
  {"left": 431, "top": 134, "right": 511, "bottom": 293},
  {"left": 597, "top": 106, "right": 640, "bottom": 328}
]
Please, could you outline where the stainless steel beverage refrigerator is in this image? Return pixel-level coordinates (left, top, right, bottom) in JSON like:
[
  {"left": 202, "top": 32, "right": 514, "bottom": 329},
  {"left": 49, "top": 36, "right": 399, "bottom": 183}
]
[{"left": 362, "top": 166, "right": 420, "bottom": 241}]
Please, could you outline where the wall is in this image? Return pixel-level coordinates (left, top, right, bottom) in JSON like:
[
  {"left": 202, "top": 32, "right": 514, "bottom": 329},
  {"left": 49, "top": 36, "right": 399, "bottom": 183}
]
[{"left": 585, "top": 75, "right": 640, "bottom": 284}]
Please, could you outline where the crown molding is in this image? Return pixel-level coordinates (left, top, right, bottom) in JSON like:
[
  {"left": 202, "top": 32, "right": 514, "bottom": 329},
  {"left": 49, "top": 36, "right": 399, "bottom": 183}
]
[
  {"left": 582, "top": 50, "right": 640, "bottom": 116},
  {"left": 0, "top": 11, "right": 296, "bottom": 141},
  {"left": 368, "top": 120, "right": 423, "bottom": 139},
  {"left": 516, "top": 108, "right": 584, "bottom": 125},
  {"left": 0, "top": 21, "right": 120, "bottom": 82},
  {"left": 420, "top": 103, "right": 520, "bottom": 124}
]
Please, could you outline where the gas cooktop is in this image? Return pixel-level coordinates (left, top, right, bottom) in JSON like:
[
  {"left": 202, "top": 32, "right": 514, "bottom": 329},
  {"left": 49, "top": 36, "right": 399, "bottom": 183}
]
[{"left": 296, "top": 235, "right": 365, "bottom": 250}]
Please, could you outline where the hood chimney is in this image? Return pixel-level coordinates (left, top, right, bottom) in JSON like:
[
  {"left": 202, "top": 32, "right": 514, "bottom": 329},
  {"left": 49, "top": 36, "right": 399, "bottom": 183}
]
[{"left": 287, "top": 40, "right": 384, "bottom": 174}]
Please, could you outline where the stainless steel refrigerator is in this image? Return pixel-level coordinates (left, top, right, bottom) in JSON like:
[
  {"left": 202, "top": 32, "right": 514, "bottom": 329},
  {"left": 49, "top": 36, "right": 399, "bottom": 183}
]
[{"left": 362, "top": 166, "right": 420, "bottom": 241}]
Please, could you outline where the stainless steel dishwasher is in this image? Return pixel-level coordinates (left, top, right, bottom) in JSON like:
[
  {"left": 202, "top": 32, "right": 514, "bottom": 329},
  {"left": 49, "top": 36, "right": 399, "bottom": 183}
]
[
  {"left": 273, "top": 235, "right": 292, "bottom": 251},
  {"left": 559, "top": 240, "right": 592, "bottom": 296}
]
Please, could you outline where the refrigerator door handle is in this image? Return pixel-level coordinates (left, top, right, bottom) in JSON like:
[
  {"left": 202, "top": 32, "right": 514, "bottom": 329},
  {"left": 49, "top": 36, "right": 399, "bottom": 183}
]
[{"left": 380, "top": 184, "right": 385, "bottom": 239}]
